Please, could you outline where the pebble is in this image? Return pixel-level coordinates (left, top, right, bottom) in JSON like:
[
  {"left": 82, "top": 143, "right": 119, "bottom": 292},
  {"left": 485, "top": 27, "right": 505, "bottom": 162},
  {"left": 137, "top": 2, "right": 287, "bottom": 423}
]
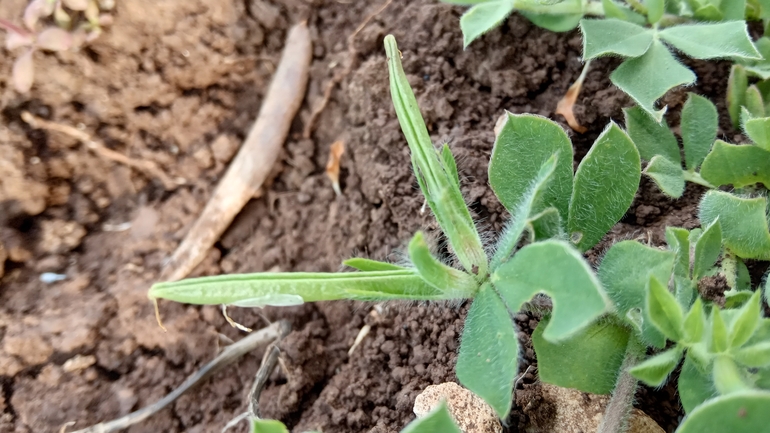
[{"left": 413, "top": 382, "right": 501, "bottom": 433}]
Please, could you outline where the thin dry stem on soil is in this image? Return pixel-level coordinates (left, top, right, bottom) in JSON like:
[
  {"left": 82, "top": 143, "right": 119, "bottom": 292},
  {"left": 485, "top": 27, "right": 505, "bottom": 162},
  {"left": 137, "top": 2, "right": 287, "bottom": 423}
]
[
  {"left": 20, "top": 111, "right": 182, "bottom": 189},
  {"left": 555, "top": 60, "right": 590, "bottom": 134},
  {"left": 67, "top": 321, "right": 289, "bottom": 433},
  {"left": 161, "top": 21, "right": 312, "bottom": 282}
]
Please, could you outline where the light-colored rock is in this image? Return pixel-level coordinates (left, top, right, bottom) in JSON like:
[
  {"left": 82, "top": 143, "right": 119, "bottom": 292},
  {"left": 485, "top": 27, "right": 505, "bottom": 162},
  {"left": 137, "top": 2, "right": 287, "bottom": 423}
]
[
  {"left": 414, "top": 382, "right": 502, "bottom": 433},
  {"left": 522, "top": 382, "right": 664, "bottom": 433}
]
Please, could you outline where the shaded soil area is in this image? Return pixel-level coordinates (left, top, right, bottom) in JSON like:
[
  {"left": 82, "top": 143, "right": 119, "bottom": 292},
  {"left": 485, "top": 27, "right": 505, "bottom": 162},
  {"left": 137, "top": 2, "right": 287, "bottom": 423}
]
[{"left": 0, "top": 0, "right": 739, "bottom": 432}]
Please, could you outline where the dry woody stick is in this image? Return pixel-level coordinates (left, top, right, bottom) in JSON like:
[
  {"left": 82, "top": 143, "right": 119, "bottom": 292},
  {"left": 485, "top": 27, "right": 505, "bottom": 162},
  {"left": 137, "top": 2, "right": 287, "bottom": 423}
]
[{"left": 161, "top": 22, "right": 312, "bottom": 282}]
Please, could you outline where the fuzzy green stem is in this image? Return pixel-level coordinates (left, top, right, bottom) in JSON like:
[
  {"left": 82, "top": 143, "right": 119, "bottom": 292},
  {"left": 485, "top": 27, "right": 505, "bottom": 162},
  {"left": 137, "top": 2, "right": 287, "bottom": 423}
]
[
  {"left": 597, "top": 337, "right": 645, "bottom": 433},
  {"left": 683, "top": 170, "right": 717, "bottom": 189}
]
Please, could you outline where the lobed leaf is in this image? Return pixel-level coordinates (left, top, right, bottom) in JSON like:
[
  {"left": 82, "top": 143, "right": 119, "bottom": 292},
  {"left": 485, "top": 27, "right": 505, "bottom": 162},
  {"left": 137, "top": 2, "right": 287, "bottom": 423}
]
[
  {"left": 678, "top": 354, "right": 718, "bottom": 414},
  {"left": 659, "top": 22, "right": 761, "bottom": 61},
  {"left": 629, "top": 345, "right": 683, "bottom": 386},
  {"left": 400, "top": 403, "right": 463, "bottom": 433},
  {"left": 699, "top": 191, "right": 770, "bottom": 261},
  {"left": 647, "top": 275, "right": 684, "bottom": 342},
  {"left": 678, "top": 390, "right": 770, "bottom": 432},
  {"left": 456, "top": 283, "right": 518, "bottom": 418},
  {"left": 729, "top": 291, "right": 762, "bottom": 349},
  {"left": 489, "top": 113, "right": 573, "bottom": 221},
  {"left": 598, "top": 240, "right": 675, "bottom": 348},
  {"left": 700, "top": 140, "right": 770, "bottom": 189},
  {"left": 459, "top": 1, "right": 515, "bottom": 48},
  {"left": 493, "top": 240, "right": 610, "bottom": 342},
  {"left": 727, "top": 65, "right": 749, "bottom": 129},
  {"left": 744, "top": 117, "right": 770, "bottom": 151},
  {"left": 533, "top": 316, "right": 629, "bottom": 394},
  {"left": 579, "top": 18, "right": 653, "bottom": 60},
  {"left": 692, "top": 219, "right": 722, "bottom": 281},
  {"left": 568, "top": 123, "right": 640, "bottom": 251},
  {"left": 611, "top": 40, "right": 696, "bottom": 122},
  {"left": 644, "top": 154, "right": 685, "bottom": 198},
  {"left": 681, "top": 93, "right": 717, "bottom": 170},
  {"left": 624, "top": 105, "right": 680, "bottom": 163}
]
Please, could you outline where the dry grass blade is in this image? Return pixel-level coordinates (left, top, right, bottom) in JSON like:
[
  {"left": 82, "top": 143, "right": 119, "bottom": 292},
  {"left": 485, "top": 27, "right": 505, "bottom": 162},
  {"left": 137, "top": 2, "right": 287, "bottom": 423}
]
[
  {"left": 326, "top": 140, "right": 345, "bottom": 196},
  {"left": 556, "top": 60, "right": 591, "bottom": 134}
]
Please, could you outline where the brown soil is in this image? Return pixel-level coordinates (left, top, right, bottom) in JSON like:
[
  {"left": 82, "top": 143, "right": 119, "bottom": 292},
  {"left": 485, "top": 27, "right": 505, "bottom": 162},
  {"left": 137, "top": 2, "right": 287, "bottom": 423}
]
[{"left": 0, "top": 0, "right": 739, "bottom": 432}]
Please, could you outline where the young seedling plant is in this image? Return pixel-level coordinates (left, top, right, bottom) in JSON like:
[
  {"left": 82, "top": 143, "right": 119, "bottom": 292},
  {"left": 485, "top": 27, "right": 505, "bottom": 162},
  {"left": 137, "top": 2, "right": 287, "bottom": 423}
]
[
  {"left": 443, "top": 0, "right": 762, "bottom": 121},
  {"left": 149, "top": 35, "right": 643, "bottom": 431}
]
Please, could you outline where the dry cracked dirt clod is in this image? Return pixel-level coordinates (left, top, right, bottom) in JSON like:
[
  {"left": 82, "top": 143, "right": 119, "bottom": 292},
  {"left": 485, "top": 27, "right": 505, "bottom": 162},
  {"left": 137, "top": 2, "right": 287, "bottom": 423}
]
[{"left": 413, "top": 382, "right": 502, "bottom": 433}]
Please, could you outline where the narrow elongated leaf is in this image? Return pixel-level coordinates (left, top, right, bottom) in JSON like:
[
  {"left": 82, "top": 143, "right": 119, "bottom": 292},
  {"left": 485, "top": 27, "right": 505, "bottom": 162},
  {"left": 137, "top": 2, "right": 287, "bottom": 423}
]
[
  {"left": 579, "top": 18, "right": 653, "bottom": 60},
  {"left": 568, "top": 123, "right": 640, "bottom": 251},
  {"left": 644, "top": 154, "right": 685, "bottom": 198},
  {"left": 720, "top": 0, "right": 748, "bottom": 20},
  {"left": 647, "top": 275, "right": 684, "bottom": 341},
  {"left": 629, "top": 345, "right": 683, "bottom": 386},
  {"left": 401, "top": 402, "right": 462, "bottom": 433},
  {"left": 598, "top": 240, "right": 675, "bottom": 348},
  {"left": 700, "top": 140, "right": 770, "bottom": 189},
  {"left": 744, "top": 117, "right": 770, "bottom": 151},
  {"left": 456, "top": 283, "right": 518, "bottom": 418},
  {"left": 601, "top": 0, "right": 646, "bottom": 24},
  {"left": 683, "top": 298, "right": 705, "bottom": 344},
  {"left": 734, "top": 342, "right": 770, "bottom": 368},
  {"left": 746, "top": 85, "right": 766, "bottom": 117},
  {"left": 678, "top": 354, "right": 717, "bottom": 414},
  {"left": 659, "top": 22, "right": 761, "bottom": 60},
  {"left": 666, "top": 226, "right": 691, "bottom": 280},
  {"left": 493, "top": 240, "right": 610, "bottom": 342},
  {"left": 343, "top": 258, "right": 406, "bottom": 272},
  {"left": 728, "top": 65, "right": 749, "bottom": 129},
  {"left": 646, "top": 0, "right": 664, "bottom": 23},
  {"left": 252, "top": 419, "right": 289, "bottom": 433},
  {"left": 713, "top": 355, "right": 751, "bottom": 394},
  {"left": 408, "top": 231, "right": 477, "bottom": 296},
  {"left": 489, "top": 113, "right": 573, "bottom": 221},
  {"left": 681, "top": 93, "right": 718, "bottom": 170},
  {"left": 678, "top": 391, "right": 770, "bottom": 432},
  {"left": 459, "top": 1, "right": 515, "bottom": 48},
  {"left": 534, "top": 316, "right": 629, "bottom": 394},
  {"left": 385, "top": 36, "right": 487, "bottom": 276},
  {"left": 729, "top": 291, "right": 762, "bottom": 349},
  {"left": 711, "top": 307, "right": 728, "bottom": 353},
  {"left": 624, "top": 105, "right": 680, "bottom": 163},
  {"left": 693, "top": 219, "right": 722, "bottom": 280},
  {"left": 611, "top": 40, "right": 696, "bottom": 121},
  {"left": 699, "top": 191, "right": 770, "bottom": 261}
]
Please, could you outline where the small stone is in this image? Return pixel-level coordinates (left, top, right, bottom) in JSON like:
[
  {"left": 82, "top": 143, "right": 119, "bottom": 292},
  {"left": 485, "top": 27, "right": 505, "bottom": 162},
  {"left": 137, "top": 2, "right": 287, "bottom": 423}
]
[
  {"left": 414, "top": 382, "right": 502, "bottom": 433},
  {"left": 62, "top": 354, "right": 97, "bottom": 373},
  {"left": 38, "top": 220, "right": 86, "bottom": 254}
]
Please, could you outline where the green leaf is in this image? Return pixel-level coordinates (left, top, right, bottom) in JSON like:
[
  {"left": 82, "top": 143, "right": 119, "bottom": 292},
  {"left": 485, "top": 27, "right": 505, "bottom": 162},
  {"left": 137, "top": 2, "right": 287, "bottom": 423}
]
[
  {"left": 579, "top": 18, "right": 653, "bottom": 60},
  {"left": 659, "top": 22, "right": 761, "bottom": 61},
  {"left": 459, "top": 1, "right": 515, "bottom": 48},
  {"left": 666, "top": 226, "right": 691, "bottom": 280},
  {"left": 385, "top": 36, "right": 487, "bottom": 277},
  {"left": 720, "top": 0, "right": 748, "bottom": 20},
  {"left": 679, "top": 391, "right": 770, "bottom": 432},
  {"left": 681, "top": 93, "right": 718, "bottom": 170},
  {"left": 711, "top": 307, "right": 728, "bottom": 353},
  {"left": 522, "top": 11, "right": 582, "bottom": 32},
  {"left": 343, "top": 258, "right": 406, "bottom": 272},
  {"left": 598, "top": 240, "right": 675, "bottom": 348},
  {"left": 408, "top": 231, "right": 478, "bottom": 296},
  {"left": 693, "top": 219, "right": 722, "bottom": 280},
  {"left": 744, "top": 117, "right": 770, "bottom": 151},
  {"left": 568, "top": 123, "right": 640, "bottom": 251},
  {"left": 729, "top": 291, "right": 762, "bottom": 349},
  {"left": 533, "top": 316, "right": 630, "bottom": 394},
  {"left": 693, "top": 4, "right": 723, "bottom": 20},
  {"left": 728, "top": 65, "right": 749, "bottom": 129},
  {"left": 601, "top": 0, "right": 647, "bottom": 24},
  {"left": 644, "top": 154, "right": 685, "bottom": 198},
  {"left": 489, "top": 113, "right": 573, "bottom": 221},
  {"left": 253, "top": 419, "right": 289, "bottom": 433},
  {"left": 699, "top": 191, "right": 770, "bottom": 261},
  {"left": 683, "top": 298, "right": 706, "bottom": 344},
  {"left": 624, "top": 105, "right": 680, "bottom": 163},
  {"left": 493, "top": 240, "right": 610, "bottom": 342},
  {"left": 646, "top": 0, "right": 664, "bottom": 23},
  {"left": 527, "top": 207, "right": 563, "bottom": 242},
  {"left": 700, "top": 140, "right": 770, "bottom": 189},
  {"left": 647, "top": 275, "right": 685, "bottom": 342},
  {"left": 678, "top": 354, "right": 718, "bottom": 414},
  {"left": 713, "top": 354, "right": 752, "bottom": 394},
  {"left": 746, "top": 85, "right": 766, "bottom": 118},
  {"left": 734, "top": 342, "right": 770, "bottom": 368},
  {"left": 613, "top": 40, "right": 696, "bottom": 121},
  {"left": 629, "top": 345, "right": 684, "bottom": 386},
  {"left": 441, "top": 143, "right": 461, "bottom": 191},
  {"left": 456, "top": 283, "right": 518, "bottom": 418},
  {"left": 400, "top": 402, "right": 463, "bottom": 433},
  {"left": 491, "top": 155, "right": 560, "bottom": 269}
]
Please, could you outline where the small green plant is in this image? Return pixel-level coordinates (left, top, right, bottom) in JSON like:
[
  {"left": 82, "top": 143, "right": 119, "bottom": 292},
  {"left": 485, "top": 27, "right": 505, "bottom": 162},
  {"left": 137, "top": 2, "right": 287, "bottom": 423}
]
[
  {"left": 150, "top": 35, "right": 641, "bottom": 429},
  {"left": 443, "top": 0, "right": 762, "bottom": 121},
  {"left": 0, "top": 0, "right": 113, "bottom": 93}
]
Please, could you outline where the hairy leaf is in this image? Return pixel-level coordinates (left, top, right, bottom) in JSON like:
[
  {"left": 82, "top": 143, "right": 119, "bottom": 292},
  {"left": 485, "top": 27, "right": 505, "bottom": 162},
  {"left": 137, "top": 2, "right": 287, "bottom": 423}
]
[
  {"left": 343, "top": 258, "right": 406, "bottom": 272},
  {"left": 534, "top": 316, "right": 629, "bottom": 394},
  {"left": 400, "top": 403, "right": 463, "bottom": 433},
  {"left": 678, "top": 354, "right": 717, "bottom": 414},
  {"left": 700, "top": 140, "right": 770, "bottom": 189},
  {"left": 699, "top": 191, "right": 770, "bottom": 261},
  {"left": 493, "top": 240, "right": 610, "bottom": 342},
  {"left": 729, "top": 291, "right": 762, "bottom": 349},
  {"left": 683, "top": 298, "right": 706, "bottom": 344},
  {"left": 646, "top": 0, "right": 664, "bottom": 23},
  {"left": 659, "top": 22, "right": 761, "bottom": 60},
  {"left": 713, "top": 355, "right": 751, "bottom": 394},
  {"left": 408, "top": 231, "right": 477, "bottom": 296},
  {"left": 666, "top": 226, "right": 691, "bottom": 281},
  {"left": 624, "top": 105, "right": 680, "bottom": 163},
  {"left": 681, "top": 93, "right": 717, "bottom": 170},
  {"left": 601, "top": 0, "right": 646, "bottom": 24},
  {"left": 693, "top": 219, "right": 722, "bottom": 280},
  {"left": 568, "top": 123, "right": 640, "bottom": 251},
  {"left": 647, "top": 275, "right": 684, "bottom": 342},
  {"left": 734, "top": 342, "right": 770, "bottom": 368},
  {"left": 644, "top": 154, "right": 685, "bottom": 198},
  {"left": 579, "top": 18, "right": 653, "bottom": 60},
  {"left": 252, "top": 419, "right": 289, "bottom": 433},
  {"left": 522, "top": 11, "right": 582, "bottom": 32},
  {"left": 459, "top": 1, "right": 515, "bottom": 48},
  {"left": 629, "top": 345, "right": 683, "bottom": 386},
  {"left": 711, "top": 307, "right": 728, "bottom": 353},
  {"left": 456, "top": 283, "right": 518, "bottom": 418},
  {"left": 527, "top": 207, "right": 563, "bottom": 242},
  {"left": 679, "top": 390, "right": 770, "bottom": 432},
  {"left": 728, "top": 65, "right": 749, "bottom": 129},
  {"left": 746, "top": 85, "right": 766, "bottom": 117},
  {"left": 744, "top": 117, "right": 770, "bottom": 151}
]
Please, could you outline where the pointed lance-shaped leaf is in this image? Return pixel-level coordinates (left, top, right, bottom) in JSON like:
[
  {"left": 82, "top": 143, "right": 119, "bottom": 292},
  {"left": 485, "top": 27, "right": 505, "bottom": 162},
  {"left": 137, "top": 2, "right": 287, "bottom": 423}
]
[
  {"left": 729, "top": 291, "right": 762, "bottom": 349},
  {"left": 644, "top": 154, "right": 685, "bottom": 198},
  {"left": 646, "top": 275, "right": 685, "bottom": 342},
  {"left": 683, "top": 298, "right": 706, "bottom": 344},
  {"left": 727, "top": 65, "right": 749, "bottom": 129},
  {"left": 692, "top": 218, "right": 722, "bottom": 281},
  {"left": 408, "top": 231, "right": 477, "bottom": 296},
  {"left": 681, "top": 93, "right": 717, "bottom": 170},
  {"left": 711, "top": 307, "right": 728, "bottom": 353},
  {"left": 665, "top": 226, "right": 691, "bottom": 281},
  {"left": 734, "top": 342, "right": 770, "bottom": 368},
  {"left": 343, "top": 258, "right": 406, "bottom": 272},
  {"left": 646, "top": 0, "right": 664, "bottom": 23},
  {"left": 629, "top": 345, "right": 684, "bottom": 386}
]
